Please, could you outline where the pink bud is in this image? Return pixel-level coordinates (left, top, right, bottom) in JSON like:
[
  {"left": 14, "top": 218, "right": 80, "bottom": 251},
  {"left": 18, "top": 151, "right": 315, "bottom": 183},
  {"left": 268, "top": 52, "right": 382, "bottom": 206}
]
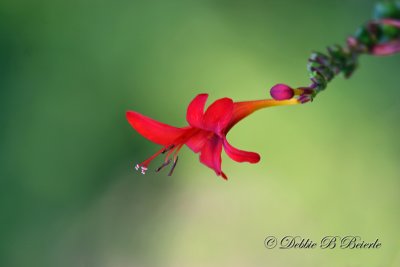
[
  {"left": 270, "top": 84, "right": 294, "bottom": 100},
  {"left": 371, "top": 40, "right": 400, "bottom": 56}
]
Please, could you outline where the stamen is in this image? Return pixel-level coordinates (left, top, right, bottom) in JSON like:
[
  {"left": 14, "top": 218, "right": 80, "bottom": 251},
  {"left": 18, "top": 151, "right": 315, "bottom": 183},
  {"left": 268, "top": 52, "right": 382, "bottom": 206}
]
[
  {"left": 134, "top": 144, "right": 183, "bottom": 176},
  {"left": 162, "top": 144, "right": 175, "bottom": 154},
  {"left": 168, "top": 156, "right": 179, "bottom": 176},
  {"left": 167, "top": 144, "right": 184, "bottom": 176},
  {"left": 173, "top": 144, "right": 184, "bottom": 157},
  {"left": 137, "top": 146, "right": 169, "bottom": 170},
  {"left": 155, "top": 159, "right": 172, "bottom": 172},
  {"left": 163, "top": 146, "right": 176, "bottom": 163}
]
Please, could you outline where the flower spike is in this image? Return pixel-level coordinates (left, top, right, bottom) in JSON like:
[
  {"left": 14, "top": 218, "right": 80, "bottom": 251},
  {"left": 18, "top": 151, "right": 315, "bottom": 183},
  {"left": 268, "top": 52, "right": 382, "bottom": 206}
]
[{"left": 127, "top": 0, "right": 400, "bottom": 180}]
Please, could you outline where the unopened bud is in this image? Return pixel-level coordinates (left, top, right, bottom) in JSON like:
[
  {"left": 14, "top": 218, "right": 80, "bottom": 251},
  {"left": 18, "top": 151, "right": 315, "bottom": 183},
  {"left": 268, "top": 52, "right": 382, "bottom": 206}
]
[{"left": 270, "top": 84, "right": 294, "bottom": 100}]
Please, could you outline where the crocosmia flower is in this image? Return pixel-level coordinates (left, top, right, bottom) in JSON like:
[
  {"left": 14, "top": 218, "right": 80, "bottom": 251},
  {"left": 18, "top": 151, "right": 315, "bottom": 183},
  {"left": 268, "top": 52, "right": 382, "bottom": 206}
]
[{"left": 127, "top": 94, "right": 298, "bottom": 179}]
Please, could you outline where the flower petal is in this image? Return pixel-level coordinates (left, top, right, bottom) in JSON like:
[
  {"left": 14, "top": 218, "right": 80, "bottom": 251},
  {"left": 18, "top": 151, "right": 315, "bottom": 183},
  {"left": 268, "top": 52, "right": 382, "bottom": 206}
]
[
  {"left": 222, "top": 138, "right": 260, "bottom": 163},
  {"left": 185, "top": 130, "right": 212, "bottom": 153},
  {"left": 226, "top": 98, "right": 299, "bottom": 132},
  {"left": 203, "top": 97, "right": 234, "bottom": 134},
  {"left": 186, "top": 94, "right": 208, "bottom": 128},
  {"left": 199, "top": 134, "right": 227, "bottom": 179},
  {"left": 126, "top": 111, "right": 189, "bottom": 146}
]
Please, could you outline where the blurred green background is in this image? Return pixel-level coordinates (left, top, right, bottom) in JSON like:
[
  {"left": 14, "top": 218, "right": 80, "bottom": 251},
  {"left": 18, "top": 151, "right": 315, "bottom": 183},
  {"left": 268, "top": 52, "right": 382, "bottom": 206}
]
[{"left": 1, "top": 0, "right": 399, "bottom": 266}]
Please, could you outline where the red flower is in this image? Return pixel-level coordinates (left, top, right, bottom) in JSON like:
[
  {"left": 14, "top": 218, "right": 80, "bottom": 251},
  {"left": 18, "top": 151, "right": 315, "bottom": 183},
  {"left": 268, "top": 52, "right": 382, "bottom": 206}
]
[{"left": 127, "top": 94, "right": 298, "bottom": 179}]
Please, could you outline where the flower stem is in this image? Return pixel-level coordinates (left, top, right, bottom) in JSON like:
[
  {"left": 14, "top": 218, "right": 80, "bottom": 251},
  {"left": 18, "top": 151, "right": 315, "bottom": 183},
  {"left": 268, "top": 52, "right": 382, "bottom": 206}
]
[{"left": 282, "top": 1, "right": 400, "bottom": 103}]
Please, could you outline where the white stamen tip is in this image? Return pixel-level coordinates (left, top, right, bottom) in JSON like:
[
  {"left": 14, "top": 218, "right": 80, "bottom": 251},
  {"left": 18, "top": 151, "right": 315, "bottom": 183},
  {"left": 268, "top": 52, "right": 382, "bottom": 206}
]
[
  {"left": 135, "top": 164, "right": 140, "bottom": 170},
  {"left": 141, "top": 166, "right": 148, "bottom": 171}
]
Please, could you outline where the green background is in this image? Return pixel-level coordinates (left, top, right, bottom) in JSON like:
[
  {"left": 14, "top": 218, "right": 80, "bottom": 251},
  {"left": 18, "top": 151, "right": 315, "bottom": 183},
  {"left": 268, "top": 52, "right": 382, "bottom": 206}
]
[{"left": 1, "top": 0, "right": 399, "bottom": 266}]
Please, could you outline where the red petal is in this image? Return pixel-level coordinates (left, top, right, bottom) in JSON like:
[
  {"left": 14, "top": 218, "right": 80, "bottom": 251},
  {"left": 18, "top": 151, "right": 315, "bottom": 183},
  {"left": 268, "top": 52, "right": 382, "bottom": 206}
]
[
  {"left": 223, "top": 138, "right": 260, "bottom": 163},
  {"left": 126, "top": 111, "right": 189, "bottom": 146},
  {"left": 185, "top": 130, "right": 212, "bottom": 153},
  {"left": 203, "top": 98, "right": 234, "bottom": 134},
  {"left": 199, "top": 134, "right": 226, "bottom": 178},
  {"left": 186, "top": 94, "right": 208, "bottom": 128}
]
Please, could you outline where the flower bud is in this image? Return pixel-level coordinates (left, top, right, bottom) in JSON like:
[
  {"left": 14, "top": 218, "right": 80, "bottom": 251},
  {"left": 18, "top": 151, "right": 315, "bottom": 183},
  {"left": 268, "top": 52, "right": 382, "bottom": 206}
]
[
  {"left": 354, "top": 26, "right": 375, "bottom": 47},
  {"left": 373, "top": 1, "right": 400, "bottom": 20},
  {"left": 270, "top": 84, "right": 294, "bottom": 100}
]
